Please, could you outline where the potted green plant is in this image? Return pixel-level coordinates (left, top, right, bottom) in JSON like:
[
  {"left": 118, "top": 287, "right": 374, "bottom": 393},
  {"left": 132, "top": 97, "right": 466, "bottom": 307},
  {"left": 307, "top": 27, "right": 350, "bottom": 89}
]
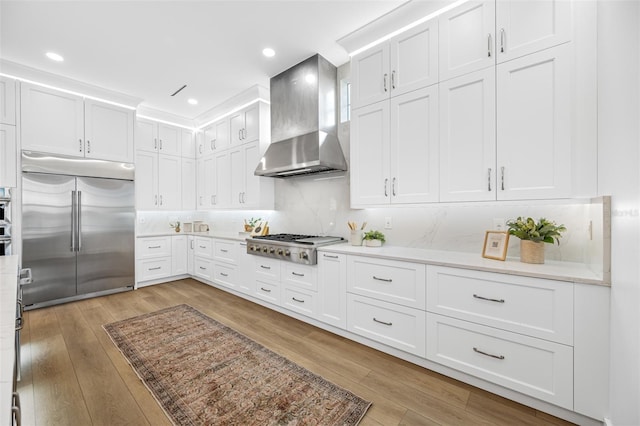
[
  {"left": 362, "top": 230, "right": 386, "bottom": 247},
  {"left": 244, "top": 217, "right": 261, "bottom": 232},
  {"left": 170, "top": 221, "right": 181, "bottom": 233},
  {"left": 506, "top": 217, "right": 566, "bottom": 264}
]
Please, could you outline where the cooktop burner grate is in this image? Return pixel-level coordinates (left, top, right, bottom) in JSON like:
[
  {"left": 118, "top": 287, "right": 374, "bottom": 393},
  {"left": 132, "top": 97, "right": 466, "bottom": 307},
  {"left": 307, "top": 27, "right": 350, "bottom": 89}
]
[{"left": 252, "top": 234, "right": 317, "bottom": 242}]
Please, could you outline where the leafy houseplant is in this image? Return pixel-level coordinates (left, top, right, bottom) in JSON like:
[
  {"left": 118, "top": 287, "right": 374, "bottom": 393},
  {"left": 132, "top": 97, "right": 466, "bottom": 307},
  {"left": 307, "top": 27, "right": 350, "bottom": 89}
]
[
  {"left": 363, "top": 230, "right": 386, "bottom": 247},
  {"left": 170, "top": 221, "right": 181, "bottom": 233},
  {"left": 506, "top": 217, "right": 566, "bottom": 264}
]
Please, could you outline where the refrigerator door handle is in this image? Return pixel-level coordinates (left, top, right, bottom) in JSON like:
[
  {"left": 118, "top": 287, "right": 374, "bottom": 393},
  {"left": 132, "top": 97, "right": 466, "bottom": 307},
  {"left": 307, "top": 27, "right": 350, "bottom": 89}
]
[
  {"left": 77, "top": 191, "right": 82, "bottom": 251},
  {"left": 71, "top": 191, "right": 77, "bottom": 252}
]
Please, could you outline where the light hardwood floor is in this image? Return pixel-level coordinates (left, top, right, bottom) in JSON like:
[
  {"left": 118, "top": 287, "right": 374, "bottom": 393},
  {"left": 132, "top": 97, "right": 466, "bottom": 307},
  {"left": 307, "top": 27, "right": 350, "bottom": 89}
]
[{"left": 17, "top": 279, "right": 574, "bottom": 426}]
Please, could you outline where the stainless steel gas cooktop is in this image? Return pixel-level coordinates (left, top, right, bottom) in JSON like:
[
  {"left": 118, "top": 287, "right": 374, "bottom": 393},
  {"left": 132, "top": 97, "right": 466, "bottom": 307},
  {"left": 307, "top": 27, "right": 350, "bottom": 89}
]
[{"left": 246, "top": 234, "right": 344, "bottom": 265}]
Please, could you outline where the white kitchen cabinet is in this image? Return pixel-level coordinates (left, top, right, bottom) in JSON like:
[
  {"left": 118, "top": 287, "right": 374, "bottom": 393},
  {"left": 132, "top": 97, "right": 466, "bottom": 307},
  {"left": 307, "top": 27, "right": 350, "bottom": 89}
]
[
  {"left": 21, "top": 83, "right": 134, "bottom": 162},
  {"left": 194, "top": 256, "right": 214, "bottom": 281},
  {"left": 137, "top": 257, "right": 172, "bottom": 282},
  {"left": 194, "top": 236, "right": 214, "bottom": 259},
  {"left": 229, "top": 103, "right": 259, "bottom": 145},
  {"left": 237, "top": 241, "right": 253, "bottom": 295},
  {"left": 214, "top": 150, "right": 230, "bottom": 207},
  {"left": 439, "top": 68, "right": 496, "bottom": 202},
  {"left": 199, "top": 118, "right": 229, "bottom": 157},
  {"left": 351, "top": 85, "right": 439, "bottom": 207},
  {"left": 0, "top": 77, "right": 16, "bottom": 125},
  {"left": 496, "top": 0, "right": 572, "bottom": 63},
  {"left": 496, "top": 44, "right": 571, "bottom": 200},
  {"left": 181, "top": 129, "right": 196, "bottom": 158},
  {"left": 171, "top": 235, "right": 188, "bottom": 276},
  {"left": 351, "top": 19, "right": 438, "bottom": 110},
  {"left": 282, "top": 286, "right": 317, "bottom": 318},
  {"left": 181, "top": 157, "right": 196, "bottom": 210},
  {"left": 196, "top": 154, "right": 215, "bottom": 209},
  {"left": 228, "top": 141, "right": 273, "bottom": 209},
  {"left": 0, "top": 125, "right": 16, "bottom": 187},
  {"left": 135, "top": 118, "right": 182, "bottom": 157},
  {"left": 317, "top": 252, "right": 347, "bottom": 329},
  {"left": 439, "top": 0, "right": 495, "bottom": 81},
  {"left": 135, "top": 152, "right": 181, "bottom": 210},
  {"left": 187, "top": 236, "right": 195, "bottom": 275},
  {"left": 136, "top": 236, "right": 172, "bottom": 285}
]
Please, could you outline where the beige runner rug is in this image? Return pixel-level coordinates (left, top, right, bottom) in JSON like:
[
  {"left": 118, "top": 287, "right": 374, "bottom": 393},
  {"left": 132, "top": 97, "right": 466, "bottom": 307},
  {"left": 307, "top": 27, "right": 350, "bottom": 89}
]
[{"left": 104, "top": 304, "right": 371, "bottom": 425}]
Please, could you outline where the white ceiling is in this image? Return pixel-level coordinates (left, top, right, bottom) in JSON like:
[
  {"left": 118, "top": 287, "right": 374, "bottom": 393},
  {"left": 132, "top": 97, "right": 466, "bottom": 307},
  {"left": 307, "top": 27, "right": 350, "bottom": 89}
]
[{"left": 0, "top": 0, "right": 406, "bottom": 120}]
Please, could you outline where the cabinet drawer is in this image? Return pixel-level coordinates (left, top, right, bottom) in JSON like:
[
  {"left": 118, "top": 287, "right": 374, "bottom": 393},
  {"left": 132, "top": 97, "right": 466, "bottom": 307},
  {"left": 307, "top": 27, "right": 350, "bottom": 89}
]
[
  {"left": 282, "top": 286, "right": 317, "bottom": 318},
  {"left": 194, "top": 256, "right": 213, "bottom": 281},
  {"left": 254, "top": 257, "right": 281, "bottom": 282},
  {"left": 213, "top": 239, "right": 237, "bottom": 264},
  {"left": 137, "top": 237, "right": 171, "bottom": 259},
  {"left": 255, "top": 279, "right": 280, "bottom": 304},
  {"left": 282, "top": 263, "right": 317, "bottom": 291},
  {"left": 137, "top": 257, "right": 171, "bottom": 281},
  {"left": 347, "top": 294, "right": 426, "bottom": 357},
  {"left": 213, "top": 261, "right": 237, "bottom": 289},
  {"left": 347, "top": 256, "right": 426, "bottom": 309},
  {"left": 194, "top": 237, "right": 213, "bottom": 259},
  {"left": 426, "top": 313, "right": 573, "bottom": 409},
  {"left": 426, "top": 266, "right": 573, "bottom": 344}
]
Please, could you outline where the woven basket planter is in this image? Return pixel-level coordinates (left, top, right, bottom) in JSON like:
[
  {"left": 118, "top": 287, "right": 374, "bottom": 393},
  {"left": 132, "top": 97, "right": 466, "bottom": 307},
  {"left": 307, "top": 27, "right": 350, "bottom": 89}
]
[{"left": 520, "top": 240, "right": 545, "bottom": 264}]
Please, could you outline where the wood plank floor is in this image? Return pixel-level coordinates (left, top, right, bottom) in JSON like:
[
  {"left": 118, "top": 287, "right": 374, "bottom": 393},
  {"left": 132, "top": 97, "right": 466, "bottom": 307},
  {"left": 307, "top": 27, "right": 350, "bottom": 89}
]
[{"left": 17, "top": 279, "right": 575, "bottom": 426}]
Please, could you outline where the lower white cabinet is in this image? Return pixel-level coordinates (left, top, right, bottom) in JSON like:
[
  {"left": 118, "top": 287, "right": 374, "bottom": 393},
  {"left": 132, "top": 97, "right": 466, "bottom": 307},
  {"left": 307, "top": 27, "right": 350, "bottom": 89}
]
[
  {"left": 194, "top": 256, "right": 213, "bottom": 281},
  {"left": 137, "top": 257, "right": 172, "bottom": 282},
  {"left": 347, "top": 293, "right": 426, "bottom": 357},
  {"left": 0, "top": 124, "right": 16, "bottom": 187},
  {"left": 426, "top": 313, "right": 573, "bottom": 410},
  {"left": 171, "top": 235, "right": 188, "bottom": 276},
  {"left": 137, "top": 236, "right": 171, "bottom": 259},
  {"left": 187, "top": 236, "right": 195, "bottom": 275},
  {"left": 317, "top": 252, "right": 347, "bottom": 328},
  {"left": 213, "top": 261, "right": 237, "bottom": 290},
  {"left": 255, "top": 278, "right": 280, "bottom": 305},
  {"left": 282, "top": 286, "right": 317, "bottom": 317},
  {"left": 237, "top": 242, "right": 253, "bottom": 295}
]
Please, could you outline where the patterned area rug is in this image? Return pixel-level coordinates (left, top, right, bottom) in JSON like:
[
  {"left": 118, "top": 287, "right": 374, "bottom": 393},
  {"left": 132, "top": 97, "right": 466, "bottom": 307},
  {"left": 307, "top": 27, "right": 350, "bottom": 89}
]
[{"left": 104, "top": 304, "right": 371, "bottom": 425}]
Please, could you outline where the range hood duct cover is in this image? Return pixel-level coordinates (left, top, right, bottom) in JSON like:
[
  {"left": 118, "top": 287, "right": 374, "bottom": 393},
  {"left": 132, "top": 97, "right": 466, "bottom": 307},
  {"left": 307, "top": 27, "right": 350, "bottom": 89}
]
[{"left": 255, "top": 54, "right": 347, "bottom": 178}]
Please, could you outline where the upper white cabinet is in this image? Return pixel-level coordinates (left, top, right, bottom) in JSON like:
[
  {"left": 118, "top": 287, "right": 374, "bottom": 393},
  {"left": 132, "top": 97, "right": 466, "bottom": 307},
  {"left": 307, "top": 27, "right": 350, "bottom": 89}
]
[
  {"left": 229, "top": 103, "right": 259, "bottom": 145},
  {"left": 439, "top": 1, "right": 496, "bottom": 81},
  {"left": 351, "top": 85, "right": 439, "bottom": 207},
  {"left": 181, "top": 157, "right": 196, "bottom": 210},
  {"left": 0, "top": 77, "right": 16, "bottom": 125},
  {"left": 21, "top": 83, "right": 134, "bottom": 163},
  {"left": 0, "top": 124, "right": 17, "bottom": 187},
  {"left": 182, "top": 129, "right": 196, "bottom": 158},
  {"left": 196, "top": 155, "right": 216, "bottom": 209},
  {"left": 199, "top": 118, "right": 229, "bottom": 157},
  {"left": 136, "top": 118, "right": 182, "bottom": 156},
  {"left": 351, "top": 19, "right": 438, "bottom": 109},
  {"left": 135, "top": 151, "right": 181, "bottom": 210},
  {"left": 229, "top": 141, "right": 273, "bottom": 209},
  {"left": 495, "top": 0, "right": 572, "bottom": 63}
]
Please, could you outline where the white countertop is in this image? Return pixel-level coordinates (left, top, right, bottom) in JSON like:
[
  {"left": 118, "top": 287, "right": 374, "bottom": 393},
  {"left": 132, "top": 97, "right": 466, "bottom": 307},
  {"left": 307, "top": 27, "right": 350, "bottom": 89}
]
[
  {"left": 0, "top": 255, "right": 19, "bottom": 424},
  {"left": 318, "top": 243, "right": 607, "bottom": 286},
  {"left": 137, "top": 231, "right": 249, "bottom": 242}
]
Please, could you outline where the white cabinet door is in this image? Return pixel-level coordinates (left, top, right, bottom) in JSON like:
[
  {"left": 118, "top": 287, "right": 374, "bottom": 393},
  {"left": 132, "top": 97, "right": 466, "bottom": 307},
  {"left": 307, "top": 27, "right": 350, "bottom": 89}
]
[
  {"left": 84, "top": 100, "right": 134, "bottom": 163},
  {"left": 439, "top": 68, "right": 496, "bottom": 202},
  {"left": 137, "top": 257, "right": 172, "bottom": 282},
  {"left": 390, "top": 19, "right": 439, "bottom": 97},
  {"left": 157, "top": 154, "right": 182, "bottom": 210},
  {"left": 0, "top": 124, "right": 16, "bottom": 187},
  {"left": 158, "top": 124, "right": 181, "bottom": 156},
  {"left": 181, "top": 157, "right": 196, "bottom": 210},
  {"left": 21, "top": 83, "right": 84, "bottom": 157},
  {"left": 182, "top": 129, "right": 196, "bottom": 158},
  {"left": 497, "top": 45, "right": 571, "bottom": 200},
  {"left": 204, "top": 118, "right": 229, "bottom": 153},
  {"left": 136, "top": 118, "right": 159, "bottom": 153},
  {"left": 243, "top": 103, "right": 260, "bottom": 143},
  {"left": 0, "top": 77, "right": 16, "bottom": 125},
  {"left": 317, "top": 252, "right": 347, "bottom": 328},
  {"left": 496, "top": 0, "right": 572, "bottom": 63},
  {"left": 214, "top": 150, "right": 230, "bottom": 208},
  {"left": 390, "top": 86, "right": 439, "bottom": 204},
  {"left": 135, "top": 151, "right": 158, "bottom": 209},
  {"left": 229, "top": 147, "right": 243, "bottom": 208},
  {"left": 351, "top": 44, "right": 389, "bottom": 109},
  {"left": 237, "top": 242, "right": 253, "bottom": 295},
  {"left": 171, "top": 235, "right": 188, "bottom": 276},
  {"left": 197, "top": 155, "right": 216, "bottom": 209},
  {"left": 439, "top": 0, "right": 495, "bottom": 81},
  {"left": 187, "top": 236, "right": 195, "bottom": 275},
  {"left": 350, "top": 101, "right": 390, "bottom": 207}
]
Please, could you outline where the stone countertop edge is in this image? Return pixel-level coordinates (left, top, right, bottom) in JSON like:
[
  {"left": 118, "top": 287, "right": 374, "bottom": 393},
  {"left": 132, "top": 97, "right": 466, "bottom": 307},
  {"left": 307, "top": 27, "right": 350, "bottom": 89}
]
[
  {"left": 0, "top": 255, "right": 19, "bottom": 423},
  {"left": 137, "top": 231, "right": 249, "bottom": 241},
  {"left": 318, "top": 244, "right": 608, "bottom": 286}
]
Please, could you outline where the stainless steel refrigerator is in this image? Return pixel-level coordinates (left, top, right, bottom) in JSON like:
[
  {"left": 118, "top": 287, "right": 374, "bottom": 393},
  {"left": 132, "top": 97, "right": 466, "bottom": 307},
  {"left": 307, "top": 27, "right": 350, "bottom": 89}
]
[{"left": 21, "top": 151, "right": 135, "bottom": 308}]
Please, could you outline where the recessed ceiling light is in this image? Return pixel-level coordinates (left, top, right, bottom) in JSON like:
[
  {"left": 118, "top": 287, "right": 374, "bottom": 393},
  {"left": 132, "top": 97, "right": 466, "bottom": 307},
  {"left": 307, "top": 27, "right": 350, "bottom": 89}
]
[
  {"left": 188, "top": 98, "right": 198, "bottom": 105},
  {"left": 46, "top": 52, "right": 64, "bottom": 62},
  {"left": 262, "top": 48, "right": 275, "bottom": 58}
]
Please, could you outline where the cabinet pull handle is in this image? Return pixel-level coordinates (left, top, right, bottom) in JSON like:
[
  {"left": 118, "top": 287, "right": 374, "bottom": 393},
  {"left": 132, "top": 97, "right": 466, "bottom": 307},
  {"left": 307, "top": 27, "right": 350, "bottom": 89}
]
[
  {"left": 159, "top": 195, "right": 163, "bottom": 205},
  {"left": 199, "top": 196, "right": 203, "bottom": 205},
  {"left": 373, "top": 276, "right": 392, "bottom": 282},
  {"left": 473, "top": 347, "right": 505, "bottom": 360},
  {"left": 79, "top": 139, "right": 83, "bottom": 152},
  {"left": 148, "top": 245, "right": 161, "bottom": 249},
  {"left": 323, "top": 254, "right": 339, "bottom": 259},
  {"left": 191, "top": 240, "right": 194, "bottom": 249},
  {"left": 383, "top": 73, "right": 388, "bottom": 92},
  {"left": 159, "top": 139, "right": 163, "bottom": 150},
  {"left": 220, "top": 249, "right": 228, "bottom": 253},
  {"left": 239, "top": 192, "right": 242, "bottom": 203},
  {"left": 292, "top": 272, "right": 304, "bottom": 277},
  {"left": 154, "top": 138, "right": 158, "bottom": 150},
  {"left": 154, "top": 195, "right": 158, "bottom": 206},
  {"left": 220, "top": 272, "right": 228, "bottom": 277},
  {"left": 242, "top": 192, "right": 246, "bottom": 203},
  {"left": 487, "top": 168, "right": 492, "bottom": 191},
  {"left": 391, "top": 70, "right": 396, "bottom": 89},
  {"left": 501, "top": 166, "right": 505, "bottom": 190},
  {"left": 199, "top": 144, "right": 203, "bottom": 154},
  {"left": 373, "top": 317, "right": 392, "bottom": 326},
  {"left": 199, "top": 245, "right": 207, "bottom": 249},
  {"left": 211, "top": 139, "right": 216, "bottom": 150},
  {"left": 199, "top": 266, "right": 207, "bottom": 270},
  {"left": 384, "top": 178, "right": 388, "bottom": 197},
  {"left": 239, "top": 129, "right": 242, "bottom": 140},
  {"left": 86, "top": 140, "right": 91, "bottom": 153},
  {"left": 487, "top": 33, "right": 492, "bottom": 57},
  {"left": 473, "top": 294, "right": 505, "bottom": 303},
  {"left": 260, "top": 287, "right": 271, "bottom": 293},
  {"left": 292, "top": 297, "right": 305, "bottom": 303},
  {"left": 392, "top": 177, "right": 396, "bottom": 196},
  {"left": 260, "top": 265, "right": 271, "bottom": 270},
  {"left": 500, "top": 28, "right": 505, "bottom": 53},
  {"left": 149, "top": 267, "right": 162, "bottom": 271}
]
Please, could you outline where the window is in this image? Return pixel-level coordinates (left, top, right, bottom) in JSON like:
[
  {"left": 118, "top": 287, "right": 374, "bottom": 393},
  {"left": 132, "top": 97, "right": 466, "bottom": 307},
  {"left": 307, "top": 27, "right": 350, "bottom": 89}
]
[{"left": 340, "top": 78, "right": 351, "bottom": 123}]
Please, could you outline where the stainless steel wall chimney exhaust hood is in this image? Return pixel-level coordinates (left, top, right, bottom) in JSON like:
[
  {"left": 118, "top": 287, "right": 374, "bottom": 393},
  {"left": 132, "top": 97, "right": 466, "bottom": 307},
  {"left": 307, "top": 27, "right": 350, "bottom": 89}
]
[{"left": 255, "top": 54, "right": 347, "bottom": 178}]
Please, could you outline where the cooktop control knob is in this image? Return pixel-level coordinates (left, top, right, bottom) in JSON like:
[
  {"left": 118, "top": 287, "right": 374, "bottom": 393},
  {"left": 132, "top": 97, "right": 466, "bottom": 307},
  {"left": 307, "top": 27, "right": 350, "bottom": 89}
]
[
  {"left": 300, "top": 252, "right": 309, "bottom": 260},
  {"left": 250, "top": 245, "right": 256, "bottom": 251},
  {"left": 284, "top": 249, "right": 291, "bottom": 256},
  {"left": 262, "top": 246, "right": 268, "bottom": 253},
  {"left": 269, "top": 247, "right": 275, "bottom": 254},
  {"left": 277, "top": 248, "right": 283, "bottom": 255}
]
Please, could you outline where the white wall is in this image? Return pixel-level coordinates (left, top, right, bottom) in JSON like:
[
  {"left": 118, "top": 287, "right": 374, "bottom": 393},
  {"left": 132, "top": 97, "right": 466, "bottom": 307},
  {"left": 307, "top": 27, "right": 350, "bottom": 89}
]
[{"left": 597, "top": 1, "right": 640, "bottom": 424}]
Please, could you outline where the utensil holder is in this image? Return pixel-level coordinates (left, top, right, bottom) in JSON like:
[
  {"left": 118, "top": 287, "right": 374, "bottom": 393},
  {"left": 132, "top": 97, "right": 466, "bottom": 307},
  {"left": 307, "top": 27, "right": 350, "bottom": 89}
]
[{"left": 350, "top": 230, "right": 363, "bottom": 246}]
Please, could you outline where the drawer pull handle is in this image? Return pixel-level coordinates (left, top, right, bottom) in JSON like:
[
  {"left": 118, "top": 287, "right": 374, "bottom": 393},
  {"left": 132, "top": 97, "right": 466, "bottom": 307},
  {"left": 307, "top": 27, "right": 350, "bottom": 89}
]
[
  {"left": 260, "top": 265, "right": 271, "bottom": 270},
  {"left": 473, "top": 347, "right": 505, "bottom": 360},
  {"left": 220, "top": 272, "right": 228, "bottom": 277},
  {"left": 323, "top": 254, "right": 339, "bottom": 259},
  {"left": 148, "top": 245, "right": 161, "bottom": 249},
  {"left": 292, "top": 297, "right": 305, "bottom": 303},
  {"left": 199, "top": 266, "right": 207, "bottom": 270},
  {"left": 199, "top": 245, "right": 207, "bottom": 249},
  {"left": 373, "top": 317, "right": 392, "bottom": 326},
  {"left": 260, "top": 287, "right": 272, "bottom": 293},
  {"left": 373, "top": 276, "right": 392, "bottom": 282},
  {"left": 473, "top": 294, "right": 505, "bottom": 303},
  {"left": 291, "top": 272, "right": 305, "bottom": 277},
  {"left": 149, "top": 267, "right": 162, "bottom": 271},
  {"left": 220, "top": 249, "right": 228, "bottom": 253}
]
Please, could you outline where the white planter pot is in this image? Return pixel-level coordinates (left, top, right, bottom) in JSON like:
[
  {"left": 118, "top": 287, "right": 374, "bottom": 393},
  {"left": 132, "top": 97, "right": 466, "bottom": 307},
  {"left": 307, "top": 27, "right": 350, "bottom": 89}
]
[{"left": 364, "top": 239, "right": 382, "bottom": 247}]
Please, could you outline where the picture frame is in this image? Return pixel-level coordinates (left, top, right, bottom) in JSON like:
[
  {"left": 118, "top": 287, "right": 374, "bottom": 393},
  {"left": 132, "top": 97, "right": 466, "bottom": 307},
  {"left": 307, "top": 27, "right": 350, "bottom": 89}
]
[{"left": 482, "top": 231, "right": 510, "bottom": 261}]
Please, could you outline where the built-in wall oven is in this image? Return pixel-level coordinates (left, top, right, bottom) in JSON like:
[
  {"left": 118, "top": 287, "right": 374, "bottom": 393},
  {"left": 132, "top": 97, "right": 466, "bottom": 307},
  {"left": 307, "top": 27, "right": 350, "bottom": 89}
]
[{"left": 0, "top": 188, "right": 11, "bottom": 256}]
